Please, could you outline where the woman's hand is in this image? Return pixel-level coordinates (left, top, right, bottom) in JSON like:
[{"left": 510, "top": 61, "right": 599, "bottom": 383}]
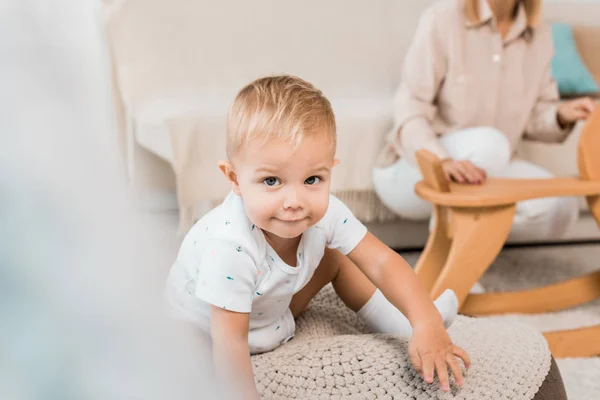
[
  {"left": 557, "top": 97, "right": 596, "bottom": 128},
  {"left": 440, "top": 159, "right": 486, "bottom": 184},
  {"left": 408, "top": 323, "right": 471, "bottom": 392}
]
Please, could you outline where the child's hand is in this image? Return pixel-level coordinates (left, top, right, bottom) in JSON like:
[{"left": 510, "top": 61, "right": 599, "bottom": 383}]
[{"left": 408, "top": 323, "right": 471, "bottom": 392}]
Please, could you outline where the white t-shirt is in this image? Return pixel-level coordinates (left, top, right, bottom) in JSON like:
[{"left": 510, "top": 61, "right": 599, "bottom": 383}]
[{"left": 165, "top": 192, "right": 367, "bottom": 352}]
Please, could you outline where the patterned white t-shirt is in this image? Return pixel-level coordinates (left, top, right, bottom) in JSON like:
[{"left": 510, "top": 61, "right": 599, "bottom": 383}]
[{"left": 165, "top": 192, "right": 367, "bottom": 353}]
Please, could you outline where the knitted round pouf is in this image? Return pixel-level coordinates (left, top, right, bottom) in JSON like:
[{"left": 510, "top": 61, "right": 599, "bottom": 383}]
[{"left": 252, "top": 285, "right": 566, "bottom": 400}]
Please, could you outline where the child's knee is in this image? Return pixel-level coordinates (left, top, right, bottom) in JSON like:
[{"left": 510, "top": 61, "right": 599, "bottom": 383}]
[
  {"left": 319, "top": 248, "right": 344, "bottom": 277},
  {"left": 289, "top": 249, "right": 341, "bottom": 316}
]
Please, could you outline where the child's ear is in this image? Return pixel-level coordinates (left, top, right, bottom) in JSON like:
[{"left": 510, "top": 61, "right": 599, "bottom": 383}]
[
  {"left": 218, "top": 160, "right": 242, "bottom": 195},
  {"left": 333, "top": 158, "right": 340, "bottom": 167}
]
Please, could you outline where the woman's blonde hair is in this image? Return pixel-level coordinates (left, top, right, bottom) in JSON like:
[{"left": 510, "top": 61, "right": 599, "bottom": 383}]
[
  {"left": 464, "top": 0, "right": 542, "bottom": 28},
  {"left": 226, "top": 75, "right": 336, "bottom": 158}
]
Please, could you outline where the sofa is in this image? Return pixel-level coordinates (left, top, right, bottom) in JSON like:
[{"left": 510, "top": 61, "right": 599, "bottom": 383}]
[{"left": 104, "top": 0, "right": 600, "bottom": 248}]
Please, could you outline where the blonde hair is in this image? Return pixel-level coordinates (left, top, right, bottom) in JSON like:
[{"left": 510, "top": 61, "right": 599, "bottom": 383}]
[
  {"left": 464, "top": 0, "right": 541, "bottom": 28},
  {"left": 226, "top": 75, "right": 336, "bottom": 158}
]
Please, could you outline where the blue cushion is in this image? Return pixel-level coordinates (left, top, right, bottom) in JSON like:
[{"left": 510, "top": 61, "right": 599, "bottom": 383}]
[{"left": 550, "top": 23, "right": 599, "bottom": 96}]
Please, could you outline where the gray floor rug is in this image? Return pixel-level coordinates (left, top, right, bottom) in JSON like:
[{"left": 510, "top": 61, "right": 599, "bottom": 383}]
[{"left": 401, "top": 244, "right": 600, "bottom": 400}]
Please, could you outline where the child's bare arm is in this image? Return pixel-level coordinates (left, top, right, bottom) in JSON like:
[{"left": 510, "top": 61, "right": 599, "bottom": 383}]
[
  {"left": 348, "top": 232, "right": 442, "bottom": 328},
  {"left": 210, "top": 306, "right": 260, "bottom": 400},
  {"left": 347, "top": 232, "right": 470, "bottom": 391}
]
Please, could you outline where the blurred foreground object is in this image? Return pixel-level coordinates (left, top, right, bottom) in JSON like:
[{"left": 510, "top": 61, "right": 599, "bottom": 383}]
[{"left": 0, "top": 1, "right": 216, "bottom": 399}]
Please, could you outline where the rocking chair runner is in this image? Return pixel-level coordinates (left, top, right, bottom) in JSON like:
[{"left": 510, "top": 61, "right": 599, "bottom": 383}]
[{"left": 413, "top": 108, "right": 600, "bottom": 358}]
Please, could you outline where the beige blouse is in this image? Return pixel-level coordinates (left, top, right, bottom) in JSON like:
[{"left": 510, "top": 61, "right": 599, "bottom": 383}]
[{"left": 377, "top": 0, "right": 570, "bottom": 167}]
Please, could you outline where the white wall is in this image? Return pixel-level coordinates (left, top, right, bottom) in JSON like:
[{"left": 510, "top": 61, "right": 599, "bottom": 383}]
[{"left": 543, "top": 0, "right": 600, "bottom": 24}]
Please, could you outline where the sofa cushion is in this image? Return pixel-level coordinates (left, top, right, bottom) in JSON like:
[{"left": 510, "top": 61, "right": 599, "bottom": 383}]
[{"left": 550, "top": 23, "right": 599, "bottom": 97}]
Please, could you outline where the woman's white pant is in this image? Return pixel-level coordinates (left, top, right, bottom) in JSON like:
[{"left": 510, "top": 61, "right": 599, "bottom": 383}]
[{"left": 372, "top": 127, "right": 579, "bottom": 241}]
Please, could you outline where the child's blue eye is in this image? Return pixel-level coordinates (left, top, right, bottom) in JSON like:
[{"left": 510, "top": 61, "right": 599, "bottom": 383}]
[
  {"left": 263, "top": 177, "right": 281, "bottom": 187},
  {"left": 305, "top": 176, "right": 321, "bottom": 185}
]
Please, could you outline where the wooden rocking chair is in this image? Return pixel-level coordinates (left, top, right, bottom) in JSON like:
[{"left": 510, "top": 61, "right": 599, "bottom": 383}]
[{"left": 413, "top": 108, "right": 600, "bottom": 358}]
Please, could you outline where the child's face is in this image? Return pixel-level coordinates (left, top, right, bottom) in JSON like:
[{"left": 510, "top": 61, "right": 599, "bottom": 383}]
[{"left": 226, "top": 135, "right": 335, "bottom": 239}]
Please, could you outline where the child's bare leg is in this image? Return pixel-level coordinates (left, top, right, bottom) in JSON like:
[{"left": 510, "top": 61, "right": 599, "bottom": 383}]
[
  {"left": 289, "top": 248, "right": 458, "bottom": 336},
  {"left": 290, "top": 248, "right": 376, "bottom": 317}
]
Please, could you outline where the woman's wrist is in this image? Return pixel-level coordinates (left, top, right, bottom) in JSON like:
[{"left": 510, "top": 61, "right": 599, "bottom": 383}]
[{"left": 556, "top": 112, "right": 575, "bottom": 131}]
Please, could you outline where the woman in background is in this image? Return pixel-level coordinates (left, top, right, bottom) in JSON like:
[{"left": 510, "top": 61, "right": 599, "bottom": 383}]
[{"left": 373, "top": 0, "right": 595, "bottom": 240}]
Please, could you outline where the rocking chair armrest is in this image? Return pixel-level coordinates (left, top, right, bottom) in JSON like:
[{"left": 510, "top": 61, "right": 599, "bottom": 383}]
[{"left": 414, "top": 178, "right": 600, "bottom": 208}]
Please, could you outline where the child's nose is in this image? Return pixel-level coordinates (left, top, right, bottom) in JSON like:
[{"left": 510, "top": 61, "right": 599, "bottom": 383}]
[{"left": 282, "top": 187, "right": 302, "bottom": 210}]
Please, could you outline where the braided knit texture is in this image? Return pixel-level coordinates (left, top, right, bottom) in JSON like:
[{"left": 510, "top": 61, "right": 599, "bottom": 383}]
[{"left": 252, "top": 284, "right": 551, "bottom": 399}]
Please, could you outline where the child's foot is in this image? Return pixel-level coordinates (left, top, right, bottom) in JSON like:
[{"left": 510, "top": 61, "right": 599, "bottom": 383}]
[{"left": 433, "top": 289, "right": 459, "bottom": 329}]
